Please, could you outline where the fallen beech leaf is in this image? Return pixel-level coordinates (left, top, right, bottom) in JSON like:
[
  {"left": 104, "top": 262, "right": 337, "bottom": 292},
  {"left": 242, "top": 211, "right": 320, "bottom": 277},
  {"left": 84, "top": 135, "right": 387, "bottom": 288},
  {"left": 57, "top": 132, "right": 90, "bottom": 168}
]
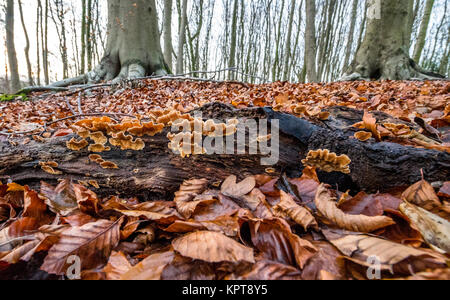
[
  {"left": 41, "top": 218, "right": 123, "bottom": 275},
  {"left": 6, "top": 183, "right": 24, "bottom": 192},
  {"left": 400, "top": 201, "right": 450, "bottom": 254},
  {"left": 160, "top": 254, "right": 220, "bottom": 280},
  {"left": 246, "top": 218, "right": 317, "bottom": 269},
  {"left": 301, "top": 241, "right": 347, "bottom": 280},
  {"left": 396, "top": 268, "right": 450, "bottom": 280},
  {"left": 103, "top": 251, "right": 132, "bottom": 280},
  {"left": 273, "top": 191, "right": 318, "bottom": 230},
  {"left": 315, "top": 184, "right": 395, "bottom": 232},
  {"left": 338, "top": 192, "right": 384, "bottom": 217},
  {"left": 174, "top": 179, "right": 211, "bottom": 218},
  {"left": 402, "top": 180, "right": 442, "bottom": 211},
  {"left": 72, "top": 184, "right": 100, "bottom": 215},
  {"left": 324, "top": 230, "right": 447, "bottom": 275},
  {"left": 438, "top": 182, "right": 450, "bottom": 200},
  {"left": 40, "top": 180, "right": 78, "bottom": 216},
  {"left": 172, "top": 231, "right": 255, "bottom": 263},
  {"left": 228, "top": 260, "right": 302, "bottom": 280},
  {"left": 221, "top": 175, "right": 256, "bottom": 198},
  {"left": 120, "top": 250, "right": 175, "bottom": 280},
  {"left": 23, "top": 187, "right": 47, "bottom": 221}
]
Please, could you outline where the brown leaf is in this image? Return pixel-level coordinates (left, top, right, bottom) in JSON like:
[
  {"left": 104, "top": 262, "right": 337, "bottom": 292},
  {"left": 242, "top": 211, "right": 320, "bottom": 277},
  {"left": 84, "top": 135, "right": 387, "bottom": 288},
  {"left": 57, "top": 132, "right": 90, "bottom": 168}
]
[
  {"left": 400, "top": 201, "right": 450, "bottom": 254},
  {"left": 221, "top": 175, "right": 256, "bottom": 198},
  {"left": 228, "top": 260, "right": 302, "bottom": 280},
  {"left": 103, "top": 251, "right": 132, "bottom": 280},
  {"left": 41, "top": 218, "right": 123, "bottom": 275},
  {"left": 315, "top": 184, "right": 395, "bottom": 232},
  {"left": 301, "top": 241, "right": 347, "bottom": 280},
  {"left": 338, "top": 192, "right": 384, "bottom": 217},
  {"left": 161, "top": 254, "right": 217, "bottom": 280},
  {"left": 246, "top": 218, "right": 317, "bottom": 269},
  {"left": 174, "top": 179, "right": 210, "bottom": 218},
  {"left": 72, "top": 184, "right": 100, "bottom": 216},
  {"left": 273, "top": 191, "right": 318, "bottom": 230},
  {"left": 324, "top": 230, "right": 447, "bottom": 275},
  {"left": 40, "top": 180, "right": 78, "bottom": 216},
  {"left": 402, "top": 180, "right": 442, "bottom": 211},
  {"left": 120, "top": 250, "right": 175, "bottom": 280},
  {"left": 172, "top": 231, "right": 255, "bottom": 263}
]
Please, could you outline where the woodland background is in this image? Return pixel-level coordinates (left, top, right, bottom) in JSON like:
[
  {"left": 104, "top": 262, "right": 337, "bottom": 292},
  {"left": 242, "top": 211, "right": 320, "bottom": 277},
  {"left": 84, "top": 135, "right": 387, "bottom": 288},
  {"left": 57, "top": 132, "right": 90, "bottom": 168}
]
[{"left": 0, "top": 0, "right": 449, "bottom": 93}]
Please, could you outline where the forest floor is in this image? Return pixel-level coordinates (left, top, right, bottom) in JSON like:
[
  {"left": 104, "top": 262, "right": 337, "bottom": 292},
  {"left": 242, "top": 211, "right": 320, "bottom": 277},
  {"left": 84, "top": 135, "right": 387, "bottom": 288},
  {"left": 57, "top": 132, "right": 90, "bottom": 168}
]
[{"left": 0, "top": 79, "right": 449, "bottom": 280}]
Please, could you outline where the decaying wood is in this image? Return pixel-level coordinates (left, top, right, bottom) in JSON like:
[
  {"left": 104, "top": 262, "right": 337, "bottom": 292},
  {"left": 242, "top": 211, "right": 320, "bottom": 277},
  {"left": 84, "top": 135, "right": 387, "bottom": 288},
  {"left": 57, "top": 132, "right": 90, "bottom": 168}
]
[{"left": 0, "top": 103, "right": 448, "bottom": 200}]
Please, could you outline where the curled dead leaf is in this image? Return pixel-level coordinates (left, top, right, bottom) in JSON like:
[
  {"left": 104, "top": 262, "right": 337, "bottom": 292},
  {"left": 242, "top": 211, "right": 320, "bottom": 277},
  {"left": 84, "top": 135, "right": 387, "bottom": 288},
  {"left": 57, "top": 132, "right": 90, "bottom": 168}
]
[
  {"left": 273, "top": 191, "right": 318, "bottom": 230},
  {"left": 315, "top": 184, "right": 395, "bottom": 232}
]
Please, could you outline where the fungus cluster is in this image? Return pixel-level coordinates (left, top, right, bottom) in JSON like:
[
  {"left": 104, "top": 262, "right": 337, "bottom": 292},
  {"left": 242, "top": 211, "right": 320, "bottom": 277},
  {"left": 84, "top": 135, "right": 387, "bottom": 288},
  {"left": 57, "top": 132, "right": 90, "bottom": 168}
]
[
  {"left": 167, "top": 118, "right": 239, "bottom": 158},
  {"left": 301, "top": 149, "right": 351, "bottom": 174},
  {"left": 39, "top": 161, "right": 62, "bottom": 175}
]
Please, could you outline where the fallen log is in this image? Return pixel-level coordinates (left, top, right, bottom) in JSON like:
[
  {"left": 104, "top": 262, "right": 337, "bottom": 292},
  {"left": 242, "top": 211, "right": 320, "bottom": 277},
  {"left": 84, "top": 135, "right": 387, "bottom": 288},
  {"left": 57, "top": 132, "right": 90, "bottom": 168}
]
[{"left": 0, "top": 102, "right": 448, "bottom": 200}]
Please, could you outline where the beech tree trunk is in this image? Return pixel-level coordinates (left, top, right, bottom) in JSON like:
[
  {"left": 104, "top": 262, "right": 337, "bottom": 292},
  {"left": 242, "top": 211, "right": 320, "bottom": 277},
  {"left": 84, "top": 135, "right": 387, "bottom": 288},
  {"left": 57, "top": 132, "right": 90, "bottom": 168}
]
[
  {"left": 1, "top": 103, "right": 448, "bottom": 200},
  {"left": 51, "top": 0, "right": 168, "bottom": 87},
  {"left": 163, "top": 0, "right": 174, "bottom": 72},
  {"left": 18, "top": 0, "right": 33, "bottom": 86},
  {"left": 413, "top": 0, "right": 435, "bottom": 63},
  {"left": 342, "top": 0, "right": 444, "bottom": 81},
  {"left": 5, "top": 0, "right": 21, "bottom": 92},
  {"left": 305, "top": 0, "right": 318, "bottom": 83}
]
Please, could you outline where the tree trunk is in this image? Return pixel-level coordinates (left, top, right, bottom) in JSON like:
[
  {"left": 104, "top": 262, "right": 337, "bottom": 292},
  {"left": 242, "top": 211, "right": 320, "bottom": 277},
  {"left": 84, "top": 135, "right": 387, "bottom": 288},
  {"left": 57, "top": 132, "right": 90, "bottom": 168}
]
[
  {"left": 5, "top": 0, "right": 21, "bottom": 92},
  {"left": 81, "top": 0, "right": 87, "bottom": 74},
  {"left": 43, "top": 0, "right": 50, "bottom": 85},
  {"left": 1, "top": 103, "right": 448, "bottom": 200},
  {"left": 228, "top": 0, "right": 239, "bottom": 80},
  {"left": 51, "top": 0, "right": 168, "bottom": 86},
  {"left": 413, "top": 0, "right": 435, "bottom": 63},
  {"left": 305, "top": 0, "right": 318, "bottom": 83},
  {"left": 176, "top": 0, "right": 188, "bottom": 75},
  {"left": 18, "top": 0, "right": 34, "bottom": 86},
  {"left": 282, "top": 0, "right": 296, "bottom": 82},
  {"left": 163, "top": 0, "right": 174, "bottom": 72},
  {"left": 343, "top": 0, "right": 358, "bottom": 71},
  {"left": 342, "top": 0, "right": 444, "bottom": 81}
]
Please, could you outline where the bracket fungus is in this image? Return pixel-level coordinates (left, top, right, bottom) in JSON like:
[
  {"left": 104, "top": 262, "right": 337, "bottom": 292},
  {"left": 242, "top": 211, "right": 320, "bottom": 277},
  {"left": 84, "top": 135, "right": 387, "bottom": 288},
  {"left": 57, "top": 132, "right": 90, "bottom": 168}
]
[
  {"left": 302, "top": 149, "right": 351, "bottom": 174},
  {"left": 127, "top": 121, "right": 165, "bottom": 137},
  {"left": 88, "top": 144, "right": 112, "bottom": 153},
  {"left": 100, "top": 161, "right": 119, "bottom": 169},
  {"left": 39, "top": 161, "right": 62, "bottom": 175},
  {"left": 88, "top": 132, "right": 108, "bottom": 145},
  {"left": 66, "top": 138, "right": 89, "bottom": 151},
  {"left": 109, "top": 132, "right": 145, "bottom": 151},
  {"left": 354, "top": 131, "right": 373, "bottom": 142}
]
